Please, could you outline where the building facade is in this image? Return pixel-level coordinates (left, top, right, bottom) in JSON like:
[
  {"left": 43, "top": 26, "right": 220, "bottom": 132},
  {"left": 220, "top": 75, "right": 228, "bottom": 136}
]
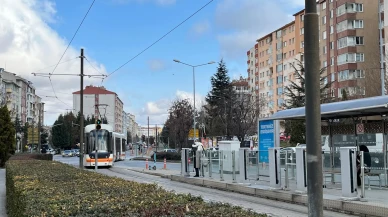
[
  {"left": 72, "top": 85, "right": 124, "bottom": 132},
  {"left": 231, "top": 76, "right": 249, "bottom": 96},
  {"left": 248, "top": 0, "right": 382, "bottom": 116},
  {"left": 0, "top": 69, "right": 42, "bottom": 125}
]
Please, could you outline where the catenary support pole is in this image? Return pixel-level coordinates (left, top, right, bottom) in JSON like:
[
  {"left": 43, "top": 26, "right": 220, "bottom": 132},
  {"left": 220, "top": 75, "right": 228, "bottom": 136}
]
[
  {"left": 193, "top": 66, "right": 196, "bottom": 141},
  {"left": 80, "top": 48, "right": 85, "bottom": 168},
  {"left": 304, "top": 0, "right": 323, "bottom": 216}
]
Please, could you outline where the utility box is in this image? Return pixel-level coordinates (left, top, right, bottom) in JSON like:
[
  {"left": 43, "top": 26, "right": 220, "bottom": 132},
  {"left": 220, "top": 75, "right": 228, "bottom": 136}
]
[{"left": 218, "top": 140, "right": 240, "bottom": 174}]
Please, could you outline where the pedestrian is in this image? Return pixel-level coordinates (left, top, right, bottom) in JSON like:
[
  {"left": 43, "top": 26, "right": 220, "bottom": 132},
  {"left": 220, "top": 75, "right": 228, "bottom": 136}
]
[
  {"left": 192, "top": 140, "right": 203, "bottom": 177},
  {"left": 357, "top": 145, "right": 371, "bottom": 186}
]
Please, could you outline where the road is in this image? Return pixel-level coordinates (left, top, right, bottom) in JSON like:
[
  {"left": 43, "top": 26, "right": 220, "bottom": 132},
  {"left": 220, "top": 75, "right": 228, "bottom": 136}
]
[{"left": 54, "top": 155, "right": 355, "bottom": 217}]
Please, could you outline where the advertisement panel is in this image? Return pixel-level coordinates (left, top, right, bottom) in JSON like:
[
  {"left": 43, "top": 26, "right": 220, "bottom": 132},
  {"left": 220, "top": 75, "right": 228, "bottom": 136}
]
[{"left": 258, "top": 120, "right": 275, "bottom": 163}]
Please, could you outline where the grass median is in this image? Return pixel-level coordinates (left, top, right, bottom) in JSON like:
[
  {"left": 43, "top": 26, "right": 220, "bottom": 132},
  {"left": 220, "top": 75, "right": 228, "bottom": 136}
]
[{"left": 6, "top": 160, "right": 267, "bottom": 217}]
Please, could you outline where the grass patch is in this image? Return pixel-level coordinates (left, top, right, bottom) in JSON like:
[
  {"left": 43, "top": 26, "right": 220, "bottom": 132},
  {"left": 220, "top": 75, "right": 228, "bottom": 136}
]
[{"left": 6, "top": 160, "right": 266, "bottom": 217}]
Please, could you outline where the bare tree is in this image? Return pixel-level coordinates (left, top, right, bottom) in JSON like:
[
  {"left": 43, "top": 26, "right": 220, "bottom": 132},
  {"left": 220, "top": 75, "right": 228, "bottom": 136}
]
[
  {"left": 164, "top": 99, "right": 194, "bottom": 150},
  {"left": 229, "top": 93, "right": 267, "bottom": 142}
]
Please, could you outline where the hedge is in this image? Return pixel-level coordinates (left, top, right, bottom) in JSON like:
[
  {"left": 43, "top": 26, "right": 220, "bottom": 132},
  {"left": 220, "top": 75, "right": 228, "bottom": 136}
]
[
  {"left": 154, "top": 152, "right": 181, "bottom": 161},
  {"left": 6, "top": 160, "right": 266, "bottom": 217},
  {"left": 9, "top": 153, "right": 53, "bottom": 161}
]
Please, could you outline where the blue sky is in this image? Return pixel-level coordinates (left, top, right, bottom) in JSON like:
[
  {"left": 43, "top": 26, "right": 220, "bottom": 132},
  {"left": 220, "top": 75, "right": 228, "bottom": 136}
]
[{"left": 0, "top": 0, "right": 304, "bottom": 125}]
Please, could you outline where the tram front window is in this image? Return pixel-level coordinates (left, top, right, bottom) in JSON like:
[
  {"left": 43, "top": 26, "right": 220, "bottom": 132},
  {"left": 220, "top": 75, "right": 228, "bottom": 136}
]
[{"left": 89, "top": 130, "right": 109, "bottom": 152}]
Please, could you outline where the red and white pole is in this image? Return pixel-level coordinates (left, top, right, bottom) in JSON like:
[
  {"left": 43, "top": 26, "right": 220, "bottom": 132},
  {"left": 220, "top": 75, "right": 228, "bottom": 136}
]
[{"left": 163, "top": 158, "right": 167, "bottom": 169}]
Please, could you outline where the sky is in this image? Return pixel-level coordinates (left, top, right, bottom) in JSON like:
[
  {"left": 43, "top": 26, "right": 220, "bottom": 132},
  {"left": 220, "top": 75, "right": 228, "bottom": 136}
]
[{"left": 0, "top": 0, "right": 304, "bottom": 126}]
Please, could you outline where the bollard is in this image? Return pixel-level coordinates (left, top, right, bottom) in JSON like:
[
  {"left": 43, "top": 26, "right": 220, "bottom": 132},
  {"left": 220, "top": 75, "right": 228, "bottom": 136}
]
[
  {"left": 209, "top": 150, "right": 212, "bottom": 178},
  {"left": 232, "top": 150, "right": 236, "bottom": 183},
  {"left": 146, "top": 158, "right": 148, "bottom": 169},
  {"left": 220, "top": 150, "right": 224, "bottom": 181},
  {"left": 163, "top": 157, "right": 167, "bottom": 169},
  {"left": 361, "top": 151, "right": 365, "bottom": 198}
]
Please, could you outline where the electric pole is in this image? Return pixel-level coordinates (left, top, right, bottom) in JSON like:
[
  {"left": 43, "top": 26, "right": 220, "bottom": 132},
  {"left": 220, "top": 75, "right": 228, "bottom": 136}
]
[
  {"left": 304, "top": 0, "right": 323, "bottom": 216},
  {"left": 155, "top": 124, "right": 158, "bottom": 152},
  {"left": 147, "top": 116, "right": 150, "bottom": 147},
  {"left": 79, "top": 48, "right": 85, "bottom": 168}
]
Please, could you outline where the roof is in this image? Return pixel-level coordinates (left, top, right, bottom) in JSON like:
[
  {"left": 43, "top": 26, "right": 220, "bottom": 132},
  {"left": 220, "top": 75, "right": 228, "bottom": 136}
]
[
  {"left": 72, "top": 85, "right": 116, "bottom": 95},
  {"left": 260, "top": 95, "right": 388, "bottom": 121}
]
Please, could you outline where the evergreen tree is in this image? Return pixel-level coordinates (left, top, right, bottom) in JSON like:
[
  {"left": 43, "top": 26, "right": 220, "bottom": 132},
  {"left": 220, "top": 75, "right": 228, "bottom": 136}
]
[
  {"left": 284, "top": 60, "right": 332, "bottom": 145},
  {"left": 205, "top": 59, "right": 234, "bottom": 136},
  {"left": 0, "top": 106, "right": 16, "bottom": 167}
]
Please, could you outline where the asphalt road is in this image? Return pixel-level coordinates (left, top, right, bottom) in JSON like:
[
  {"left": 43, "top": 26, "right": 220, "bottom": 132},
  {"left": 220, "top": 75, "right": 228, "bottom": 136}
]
[{"left": 54, "top": 155, "right": 355, "bottom": 217}]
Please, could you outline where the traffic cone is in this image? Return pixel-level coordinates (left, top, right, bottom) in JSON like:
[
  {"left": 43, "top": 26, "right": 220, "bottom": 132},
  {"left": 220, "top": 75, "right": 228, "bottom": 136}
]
[
  {"left": 146, "top": 158, "right": 148, "bottom": 169},
  {"left": 163, "top": 158, "right": 167, "bottom": 169}
]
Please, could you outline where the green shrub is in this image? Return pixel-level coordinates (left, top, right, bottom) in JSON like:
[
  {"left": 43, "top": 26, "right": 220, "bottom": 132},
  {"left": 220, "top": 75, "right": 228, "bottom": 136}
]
[
  {"left": 9, "top": 153, "right": 53, "bottom": 161},
  {"left": 155, "top": 152, "right": 181, "bottom": 161},
  {"left": 6, "top": 160, "right": 266, "bottom": 217}
]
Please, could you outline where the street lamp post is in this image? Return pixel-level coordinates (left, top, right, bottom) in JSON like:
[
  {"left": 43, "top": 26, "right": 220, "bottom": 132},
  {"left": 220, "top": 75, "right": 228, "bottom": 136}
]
[{"left": 173, "top": 59, "right": 215, "bottom": 141}]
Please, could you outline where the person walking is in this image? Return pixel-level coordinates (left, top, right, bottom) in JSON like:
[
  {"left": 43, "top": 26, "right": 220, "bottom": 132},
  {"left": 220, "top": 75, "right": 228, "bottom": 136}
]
[
  {"left": 192, "top": 140, "right": 203, "bottom": 177},
  {"left": 357, "top": 145, "right": 371, "bottom": 186}
]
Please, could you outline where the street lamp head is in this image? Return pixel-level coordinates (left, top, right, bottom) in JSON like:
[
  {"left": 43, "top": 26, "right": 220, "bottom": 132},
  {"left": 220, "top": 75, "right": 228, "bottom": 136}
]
[
  {"left": 173, "top": 59, "right": 180, "bottom": 63},
  {"left": 208, "top": 61, "right": 216, "bottom": 64}
]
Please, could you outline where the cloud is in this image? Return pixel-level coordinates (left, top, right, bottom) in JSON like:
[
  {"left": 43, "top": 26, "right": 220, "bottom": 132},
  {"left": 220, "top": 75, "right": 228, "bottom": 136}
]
[
  {"left": 111, "top": 0, "right": 176, "bottom": 6},
  {"left": 135, "top": 90, "right": 205, "bottom": 125},
  {"left": 147, "top": 59, "right": 166, "bottom": 71},
  {"left": 0, "top": 0, "right": 107, "bottom": 125},
  {"left": 190, "top": 20, "right": 210, "bottom": 36},
  {"left": 215, "top": 0, "right": 297, "bottom": 60}
]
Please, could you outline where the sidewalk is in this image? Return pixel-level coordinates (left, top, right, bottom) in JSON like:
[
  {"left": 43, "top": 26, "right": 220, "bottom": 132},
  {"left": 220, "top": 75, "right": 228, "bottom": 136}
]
[
  {"left": 0, "top": 169, "right": 7, "bottom": 217},
  {"left": 120, "top": 166, "right": 388, "bottom": 217}
]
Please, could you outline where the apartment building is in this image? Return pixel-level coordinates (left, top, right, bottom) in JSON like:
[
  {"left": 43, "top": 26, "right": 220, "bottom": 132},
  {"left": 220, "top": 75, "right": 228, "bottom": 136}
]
[
  {"left": 73, "top": 85, "right": 124, "bottom": 132},
  {"left": 0, "top": 68, "right": 43, "bottom": 124},
  {"left": 248, "top": 0, "right": 382, "bottom": 116},
  {"left": 231, "top": 76, "right": 249, "bottom": 96}
]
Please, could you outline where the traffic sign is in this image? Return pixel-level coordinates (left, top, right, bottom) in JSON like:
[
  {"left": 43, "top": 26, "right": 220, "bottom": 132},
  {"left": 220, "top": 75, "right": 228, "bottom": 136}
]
[
  {"left": 356, "top": 123, "right": 364, "bottom": 134},
  {"left": 188, "top": 128, "right": 199, "bottom": 138}
]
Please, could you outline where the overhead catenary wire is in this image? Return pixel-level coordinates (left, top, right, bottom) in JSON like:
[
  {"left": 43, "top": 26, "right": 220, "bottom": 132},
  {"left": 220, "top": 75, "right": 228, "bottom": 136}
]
[
  {"left": 105, "top": 0, "right": 214, "bottom": 80},
  {"left": 49, "top": 0, "right": 96, "bottom": 77}
]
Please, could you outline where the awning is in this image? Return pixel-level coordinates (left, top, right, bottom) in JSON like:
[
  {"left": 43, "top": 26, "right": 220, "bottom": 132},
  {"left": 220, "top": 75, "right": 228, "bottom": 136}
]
[{"left": 260, "top": 95, "right": 388, "bottom": 121}]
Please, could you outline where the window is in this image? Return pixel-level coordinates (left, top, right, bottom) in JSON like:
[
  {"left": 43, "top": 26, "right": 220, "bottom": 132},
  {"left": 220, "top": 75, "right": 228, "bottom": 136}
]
[
  {"left": 277, "top": 76, "right": 283, "bottom": 84},
  {"left": 277, "top": 87, "right": 283, "bottom": 95},
  {"left": 276, "top": 64, "right": 283, "bottom": 72},
  {"left": 331, "top": 73, "right": 335, "bottom": 82},
  {"left": 330, "top": 25, "right": 334, "bottom": 34},
  {"left": 337, "top": 3, "right": 363, "bottom": 16},
  {"left": 354, "top": 3, "right": 363, "bottom": 12},
  {"left": 283, "top": 41, "right": 287, "bottom": 47},
  {"left": 277, "top": 98, "right": 284, "bottom": 106},
  {"left": 331, "top": 57, "right": 335, "bottom": 66},
  {"left": 330, "top": 41, "right": 334, "bottom": 49},
  {"left": 300, "top": 28, "right": 304, "bottom": 35},
  {"left": 323, "top": 46, "right": 327, "bottom": 54},
  {"left": 301, "top": 41, "right": 304, "bottom": 48},
  {"left": 322, "top": 31, "right": 327, "bottom": 39},
  {"left": 338, "top": 36, "right": 364, "bottom": 49},
  {"left": 323, "top": 61, "right": 327, "bottom": 67},
  {"left": 283, "top": 64, "right": 287, "bottom": 70},
  {"left": 322, "top": 2, "right": 326, "bottom": 10},
  {"left": 322, "top": 16, "right": 326, "bottom": 24},
  {"left": 300, "top": 14, "right": 304, "bottom": 21},
  {"left": 354, "top": 20, "right": 364, "bottom": 28},
  {"left": 330, "top": 10, "right": 334, "bottom": 18},
  {"left": 338, "top": 70, "right": 365, "bottom": 81},
  {"left": 337, "top": 53, "right": 364, "bottom": 65}
]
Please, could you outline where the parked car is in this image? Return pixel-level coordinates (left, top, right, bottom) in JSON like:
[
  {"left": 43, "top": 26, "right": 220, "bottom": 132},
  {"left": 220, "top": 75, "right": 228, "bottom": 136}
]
[{"left": 62, "top": 150, "right": 73, "bottom": 157}]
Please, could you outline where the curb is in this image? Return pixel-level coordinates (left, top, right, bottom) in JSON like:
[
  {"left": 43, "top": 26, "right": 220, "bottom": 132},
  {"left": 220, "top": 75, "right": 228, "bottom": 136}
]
[
  {"left": 118, "top": 167, "right": 176, "bottom": 179},
  {"left": 123, "top": 168, "right": 387, "bottom": 217},
  {"left": 168, "top": 175, "right": 387, "bottom": 217}
]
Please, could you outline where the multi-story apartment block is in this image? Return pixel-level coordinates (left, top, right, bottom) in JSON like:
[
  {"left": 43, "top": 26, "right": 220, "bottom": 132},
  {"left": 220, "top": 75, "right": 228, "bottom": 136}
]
[
  {"left": 73, "top": 85, "right": 124, "bottom": 132},
  {"left": 248, "top": 0, "right": 382, "bottom": 116},
  {"left": 0, "top": 69, "right": 42, "bottom": 124}
]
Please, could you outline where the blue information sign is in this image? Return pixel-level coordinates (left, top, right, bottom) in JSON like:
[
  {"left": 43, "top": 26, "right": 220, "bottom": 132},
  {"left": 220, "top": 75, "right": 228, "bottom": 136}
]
[{"left": 258, "top": 120, "right": 275, "bottom": 163}]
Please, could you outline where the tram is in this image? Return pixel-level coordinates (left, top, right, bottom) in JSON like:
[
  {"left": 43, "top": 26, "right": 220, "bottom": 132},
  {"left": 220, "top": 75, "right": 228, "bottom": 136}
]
[{"left": 83, "top": 122, "right": 126, "bottom": 168}]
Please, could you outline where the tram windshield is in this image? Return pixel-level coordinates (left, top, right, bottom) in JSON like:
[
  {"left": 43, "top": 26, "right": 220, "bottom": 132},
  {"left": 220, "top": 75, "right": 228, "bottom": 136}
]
[{"left": 88, "top": 129, "right": 109, "bottom": 152}]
